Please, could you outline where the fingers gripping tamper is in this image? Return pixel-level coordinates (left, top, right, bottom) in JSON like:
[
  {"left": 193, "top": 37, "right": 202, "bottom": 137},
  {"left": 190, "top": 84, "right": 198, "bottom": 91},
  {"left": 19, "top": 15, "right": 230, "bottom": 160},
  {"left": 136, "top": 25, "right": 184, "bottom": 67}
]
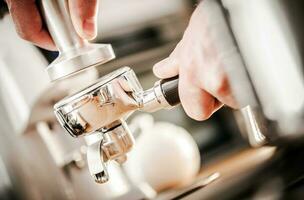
[{"left": 40, "top": 0, "right": 115, "bottom": 81}]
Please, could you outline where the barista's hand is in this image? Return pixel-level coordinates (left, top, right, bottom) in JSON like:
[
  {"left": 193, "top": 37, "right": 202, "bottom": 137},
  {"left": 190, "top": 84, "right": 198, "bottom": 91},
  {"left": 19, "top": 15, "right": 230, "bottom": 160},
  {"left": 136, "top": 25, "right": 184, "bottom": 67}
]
[
  {"left": 5, "top": 0, "right": 98, "bottom": 50},
  {"left": 153, "top": 1, "right": 239, "bottom": 121}
]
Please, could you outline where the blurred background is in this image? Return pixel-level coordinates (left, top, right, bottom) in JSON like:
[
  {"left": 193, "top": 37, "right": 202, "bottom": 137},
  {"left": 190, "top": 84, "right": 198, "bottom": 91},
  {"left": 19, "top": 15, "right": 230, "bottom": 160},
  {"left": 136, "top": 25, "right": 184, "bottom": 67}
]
[{"left": 0, "top": 0, "right": 304, "bottom": 199}]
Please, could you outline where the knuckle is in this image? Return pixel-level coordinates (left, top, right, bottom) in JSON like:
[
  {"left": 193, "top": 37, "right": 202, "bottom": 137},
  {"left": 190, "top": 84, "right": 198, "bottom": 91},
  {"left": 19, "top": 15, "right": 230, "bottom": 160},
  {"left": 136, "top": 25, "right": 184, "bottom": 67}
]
[
  {"left": 211, "top": 77, "right": 230, "bottom": 97},
  {"left": 217, "top": 79, "right": 230, "bottom": 96},
  {"left": 181, "top": 98, "right": 215, "bottom": 122},
  {"left": 179, "top": 70, "right": 216, "bottom": 121}
]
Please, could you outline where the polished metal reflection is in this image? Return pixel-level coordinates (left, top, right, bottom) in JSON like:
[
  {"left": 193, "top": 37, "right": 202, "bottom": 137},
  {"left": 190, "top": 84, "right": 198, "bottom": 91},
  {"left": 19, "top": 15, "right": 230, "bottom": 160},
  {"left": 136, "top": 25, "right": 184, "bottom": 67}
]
[
  {"left": 86, "top": 120, "right": 134, "bottom": 183},
  {"left": 54, "top": 67, "right": 172, "bottom": 138},
  {"left": 40, "top": 0, "right": 115, "bottom": 81},
  {"left": 87, "top": 139, "right": 109, "bottom": 183},
  {"left": 101, "top": 120, "right": 134, "bottom": 163},
  {"left": 54, "top": 67, "right": 175, "bottom": 183},
  {"left": 55, "top": 67, "right": 141, "bottom": 137},
  {"left": 240, "top": 106, "right": 267, "bottom": 147},
  {"left": 222, "top": 0, "right": 304, "bottom": 142},
  {"left": 141, "top": 80, "right": 172, "bottom": 112}
]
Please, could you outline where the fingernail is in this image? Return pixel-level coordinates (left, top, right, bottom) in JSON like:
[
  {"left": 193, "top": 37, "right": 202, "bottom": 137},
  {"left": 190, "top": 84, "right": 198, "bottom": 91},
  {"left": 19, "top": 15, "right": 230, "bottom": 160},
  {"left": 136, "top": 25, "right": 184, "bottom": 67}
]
[
  {"left": 153, "top": 59, "right": 169, "bottom": 74},
  {"left": 153, "top": 63, "right": 163, "bottom": 76}
]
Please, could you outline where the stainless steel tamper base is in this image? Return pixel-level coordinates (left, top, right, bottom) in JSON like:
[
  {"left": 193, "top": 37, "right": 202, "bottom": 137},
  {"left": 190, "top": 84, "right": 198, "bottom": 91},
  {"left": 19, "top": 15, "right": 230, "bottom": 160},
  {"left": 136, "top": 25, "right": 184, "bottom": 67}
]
[
  {"left": 47, "top": 43, "right": 115, "bottom": 81},
  {"left": 39, "top": 0, "right": 116, "bottom": 81}
]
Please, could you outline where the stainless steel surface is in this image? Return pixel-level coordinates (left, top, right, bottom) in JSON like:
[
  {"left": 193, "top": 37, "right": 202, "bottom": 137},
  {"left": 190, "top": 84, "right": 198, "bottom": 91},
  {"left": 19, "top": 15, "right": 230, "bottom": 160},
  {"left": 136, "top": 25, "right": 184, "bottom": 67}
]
[
  {"left": 221, "top": 0, "right": 304, "bottom": 143},
  {"left": 0, "top": 1, "right": 193, "bottom": 199},
  {"left": 197, "top": 0, "right": 304, "bottom": 145},
  {"left": 101, "top": 120, "right": 134, "bottom": 163},
  {"left": 141, "top": 80, "right": 172, "bottom": 112},
  {"left": 54, "top": 67, "right": 174, "bottom": 138},
  {"left": 40, "top": 0, "right": 115, "bottom": 81},
  {"left": 238, "top": 106, "right": 267, "bottom": 147},
  {"left": 87, "top": 120, "right": 134, "bottom": 183},
  {"left": 0, "top": 15, "right": 136, "bottom": 200},
  {"left": 54, "top": 66, "right": 177, "bottom": 183},
  {"left": 3, "top": 0, "right": 304, "bottom": 198},
  {"left": 54, "top": 67, "right": 142, "bottom": 137},
  {"left": 0, "top": 15, "right": 101, "bottom": 135},
  {"left": 87, "top": 139, "right": 109, "bottom": 183}
]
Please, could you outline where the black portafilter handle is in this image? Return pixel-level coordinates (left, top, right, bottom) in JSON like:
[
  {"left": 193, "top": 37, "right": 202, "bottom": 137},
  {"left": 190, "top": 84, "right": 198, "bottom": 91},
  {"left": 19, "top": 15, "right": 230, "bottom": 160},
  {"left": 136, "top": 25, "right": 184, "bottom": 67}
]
[{"left": 159, "top": 76, "right": 180, "bottom": 106}]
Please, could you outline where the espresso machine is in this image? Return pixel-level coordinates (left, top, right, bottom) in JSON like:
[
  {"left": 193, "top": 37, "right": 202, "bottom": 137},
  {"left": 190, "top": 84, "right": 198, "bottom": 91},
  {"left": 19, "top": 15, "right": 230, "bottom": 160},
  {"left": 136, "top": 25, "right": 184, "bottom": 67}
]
[
  {"left": 0, "top": 0, "right": 304, "bottom": 199},
  {"left": 45, "top": 0, "right": 304, "bottom": 192},
  {"left": 0, "top": 0, "right": 189, "bottom": 199},
  {"left": 222, "top": 0, "right": 304, "bottom": 146}
]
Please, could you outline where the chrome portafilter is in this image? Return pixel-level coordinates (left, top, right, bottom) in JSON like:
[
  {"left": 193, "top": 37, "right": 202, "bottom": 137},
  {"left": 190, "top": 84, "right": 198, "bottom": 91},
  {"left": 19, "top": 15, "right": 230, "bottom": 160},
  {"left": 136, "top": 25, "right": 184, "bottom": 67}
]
[{"left": 54, "top": 67, "right": 180, "bottom": 183}]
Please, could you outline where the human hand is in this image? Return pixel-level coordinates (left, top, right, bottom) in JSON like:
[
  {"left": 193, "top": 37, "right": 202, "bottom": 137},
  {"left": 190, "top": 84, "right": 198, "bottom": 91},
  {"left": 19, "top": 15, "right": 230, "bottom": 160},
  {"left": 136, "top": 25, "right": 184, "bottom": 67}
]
[
  {"left": 153, "top": 1, "right": 240, "bottom": 120},
  {"left": 5, "top": 0, "right": 98, "bottom": 50}
]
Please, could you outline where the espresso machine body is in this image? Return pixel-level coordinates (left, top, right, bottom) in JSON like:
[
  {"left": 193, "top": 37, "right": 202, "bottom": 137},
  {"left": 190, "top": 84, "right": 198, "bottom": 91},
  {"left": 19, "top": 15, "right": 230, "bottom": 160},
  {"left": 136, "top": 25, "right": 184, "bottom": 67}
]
[
  {"left": 0, "top": 0, "right": 304, "bottom": 199},
  {"left": 223, "top": 0, "right": 304, "bottom": 145}
]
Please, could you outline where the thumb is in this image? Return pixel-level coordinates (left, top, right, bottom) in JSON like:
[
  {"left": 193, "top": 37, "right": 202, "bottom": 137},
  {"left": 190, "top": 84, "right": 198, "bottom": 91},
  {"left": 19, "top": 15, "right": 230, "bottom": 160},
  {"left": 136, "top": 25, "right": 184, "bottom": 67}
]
[
  {"left": 153, "top": 58, "right": 179, "bottom": 79},
  {"left": 69, "top": 0, "right": 99, "bottom": 40}
]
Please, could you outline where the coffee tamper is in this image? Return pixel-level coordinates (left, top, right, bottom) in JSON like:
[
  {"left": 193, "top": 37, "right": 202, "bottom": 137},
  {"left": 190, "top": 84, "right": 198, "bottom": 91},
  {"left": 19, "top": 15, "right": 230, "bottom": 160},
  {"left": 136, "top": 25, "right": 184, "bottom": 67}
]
[{"left": 40, "top": 0, "right": 115, "bottom": 81}]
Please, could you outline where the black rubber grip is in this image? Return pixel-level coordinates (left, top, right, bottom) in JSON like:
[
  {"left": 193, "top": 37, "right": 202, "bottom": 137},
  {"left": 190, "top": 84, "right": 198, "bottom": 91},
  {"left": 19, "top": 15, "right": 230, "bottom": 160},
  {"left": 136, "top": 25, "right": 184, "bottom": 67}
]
[{"left": 160, "top": 76, "right": 180, "bottom": 106}]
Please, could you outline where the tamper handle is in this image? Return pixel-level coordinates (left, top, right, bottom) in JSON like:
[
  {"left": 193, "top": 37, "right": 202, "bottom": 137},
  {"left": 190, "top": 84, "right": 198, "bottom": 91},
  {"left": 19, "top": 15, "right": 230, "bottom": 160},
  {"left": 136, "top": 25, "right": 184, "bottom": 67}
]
[
  {"left": 40, "top": 0, "right": 86, "bottom": 52},
  {"left": 160, "top": 76, "right": 180, "bottom": 106},
  {"left": 39, "top": 0, "right": 115, "bottom": 81}
]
